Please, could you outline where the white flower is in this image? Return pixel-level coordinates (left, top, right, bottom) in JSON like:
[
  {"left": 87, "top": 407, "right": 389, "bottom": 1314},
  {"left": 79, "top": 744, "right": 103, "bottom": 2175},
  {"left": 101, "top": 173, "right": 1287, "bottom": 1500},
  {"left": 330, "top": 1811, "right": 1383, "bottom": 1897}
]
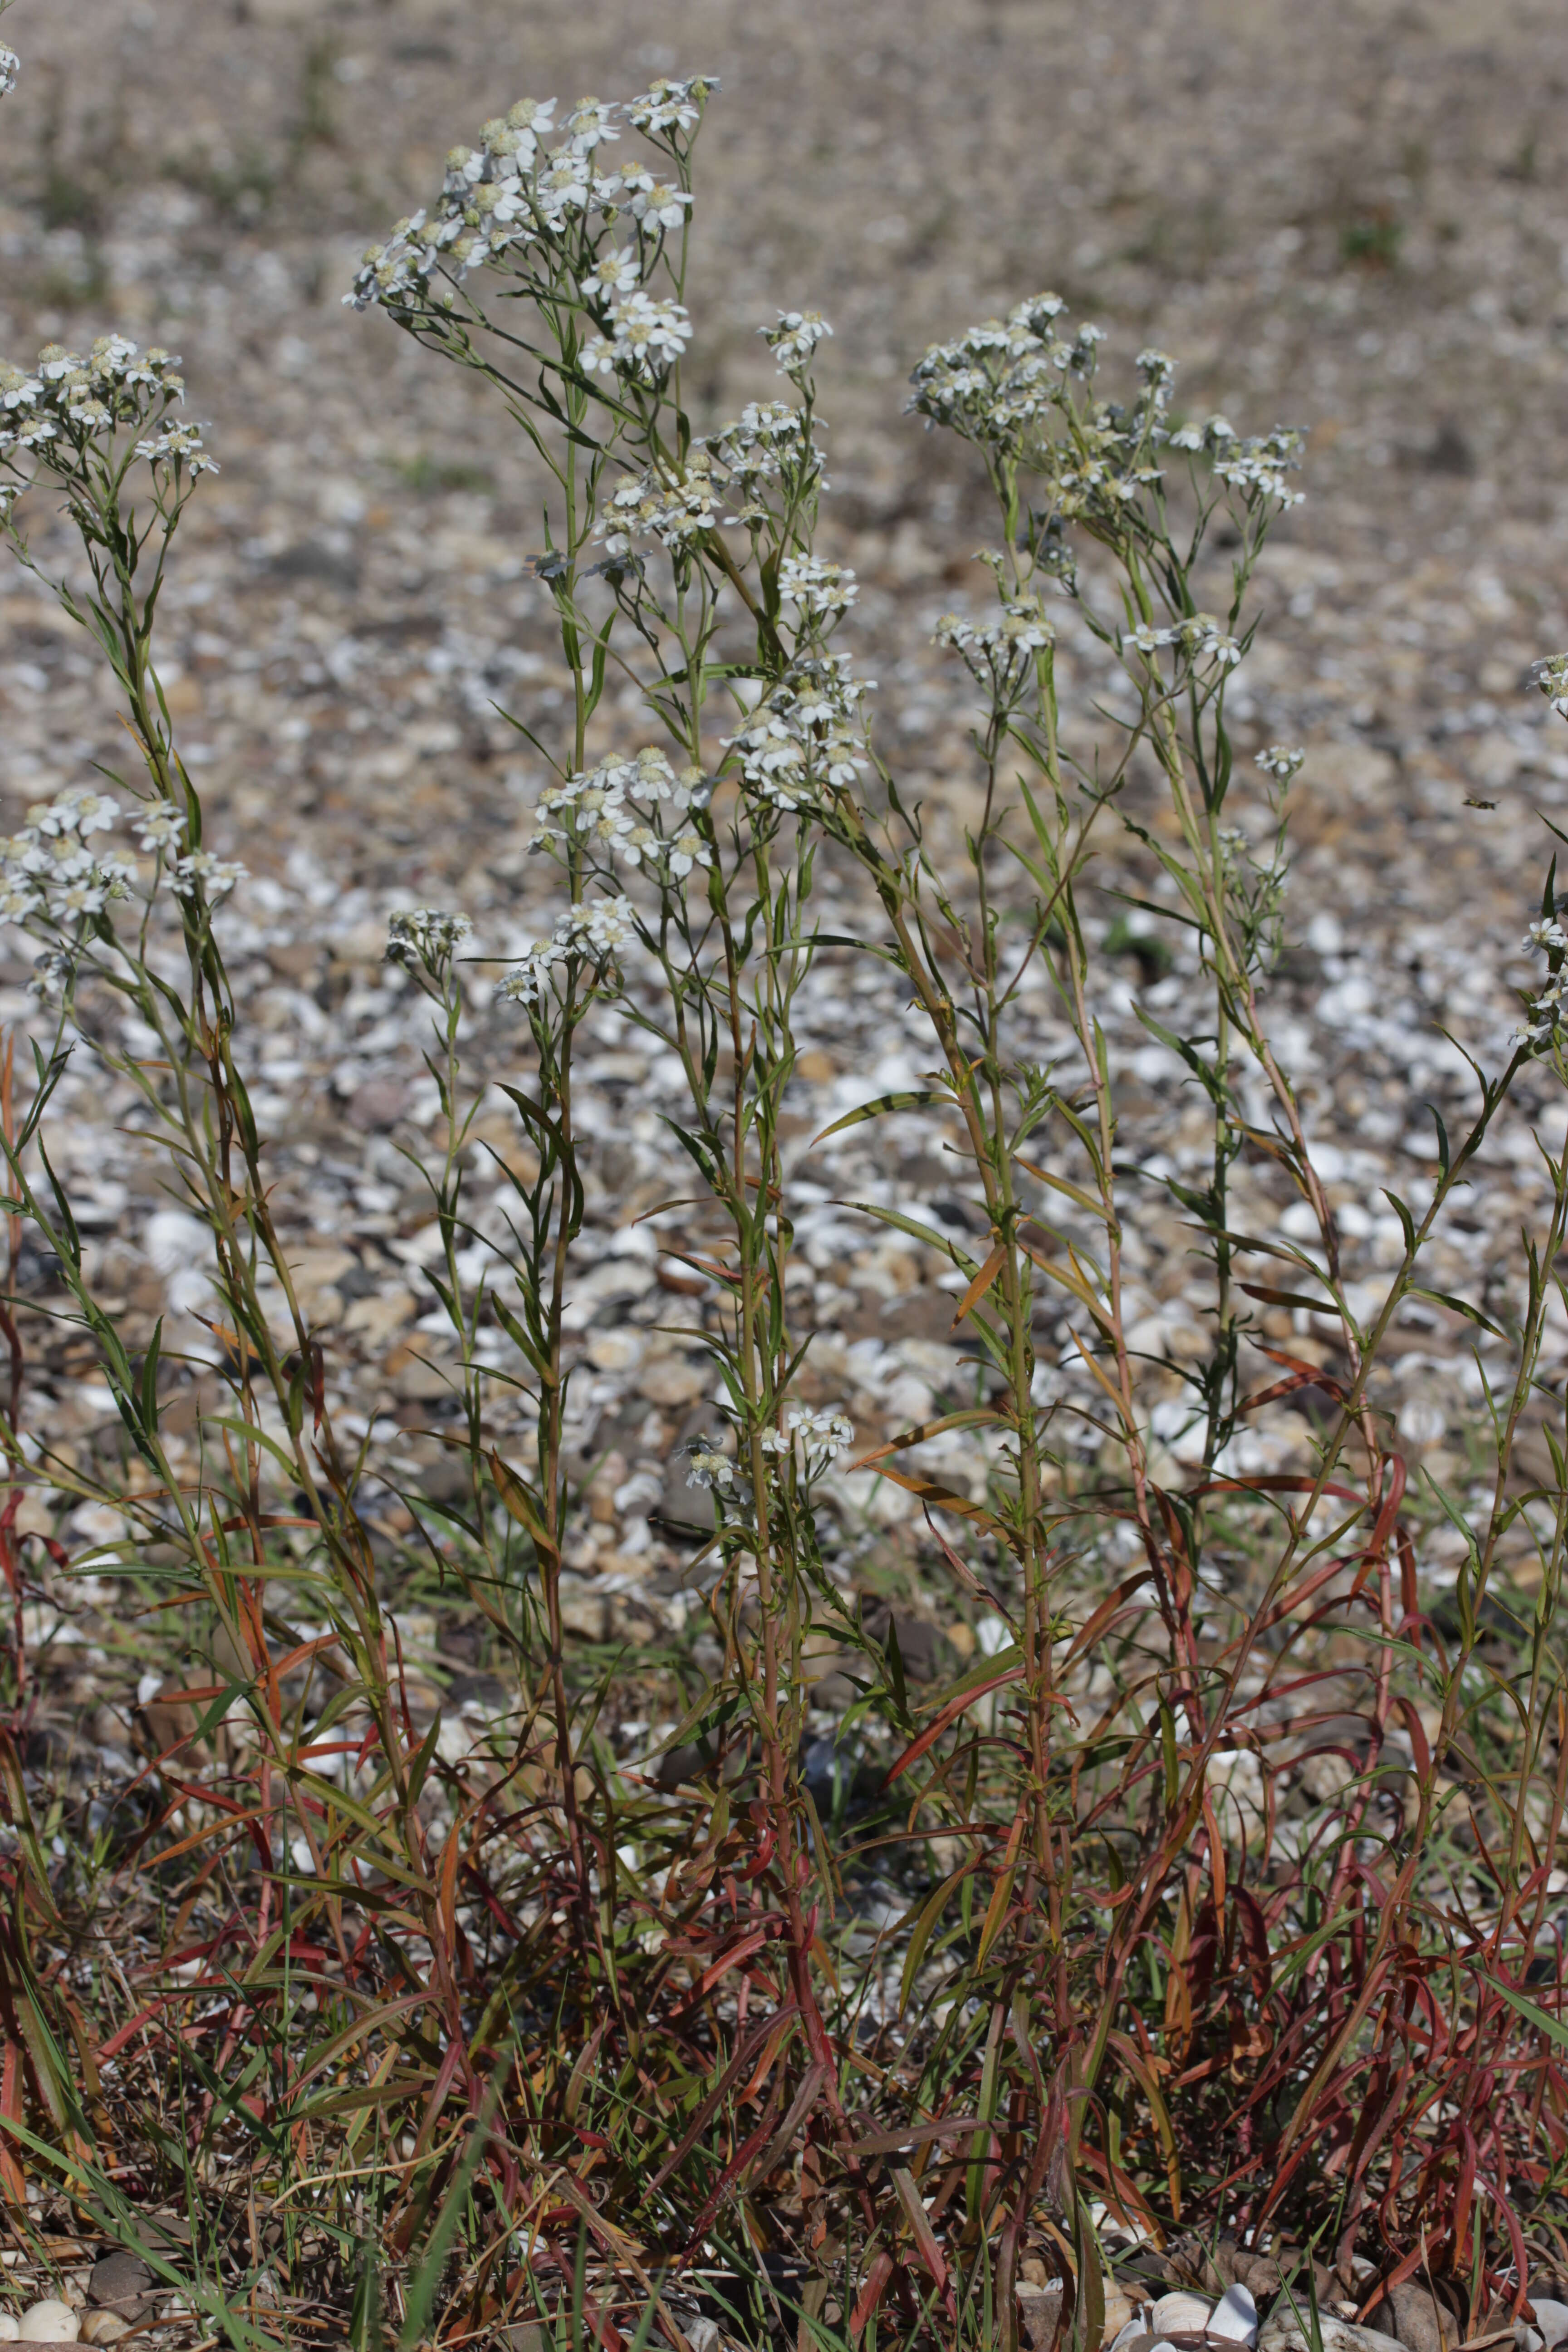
[
  {"left": 596, "top": 457, "right": 717, "bottom": 545},
  {"left": 607, "top": 289, "right": 692, "bottom": 363},
  {"left": 1536, "top": 654, "right": 1568, "bottom": 721},
  {"left": 537, "top": 152, "right": 592, "bottom": 217},
  {"left": 136, "top": 802, "right": 188, "bottom": 852},
  {"left": 1524, "top": 917, "right": 1566, "bottom": 956},
  {"left": 581, "top": 246, "right": 641, "bottom": 298},
  {"left": 763, "top": 310, "right": 832, "bottom": 375},
  {"left": 778, "top": 554, "right": 857, "bottom": 616},
  {"left": 666, "top": 826, "right": 711, "bottom": 878},
  {"left": 0, "top": 47, "right": 19, "bottom": 98},
  {"left": 386, "top": 907, "right": 472, "bottom": 969},
  {"left": 504, "top": 97, "right": 556, "bottom": 163},
  {"left": 937, "top": 601, "right": 1055, "bottom": 694},
  {"left": 564, "top": 96, "right": 619, "bottom": 154},
  {"left": 0, "top": 365, "right": 40, "bottom": 412},
  {"left": 1178, "top": 614, "right": 1243, "bottom": 669},
  {"left": 1255, "top": 744, "right": 1305, "bottom": 782},
  {"left": 760, "top": 1403, "right": 854, "bottom": 1466},
  {"left": 627, "top": 76, "right": 718, "bottom": 135},
  {"left": 626, "top": 175, "right": 691, "bottom": 231},
  {"left": 684, "top": 1441, "right": 734, "bottom": 1492},
  {"left": 134, "top": 420, "right": 217, "bottom": 475},
  {"left": 170, "top": 851, "right": 245, "bottom": 902},
  {"left": 726, "top": 655, "right": 872, "bottom": 809},
  {"left": 29, "top": 787, "right": 120, "bottom": 838}
]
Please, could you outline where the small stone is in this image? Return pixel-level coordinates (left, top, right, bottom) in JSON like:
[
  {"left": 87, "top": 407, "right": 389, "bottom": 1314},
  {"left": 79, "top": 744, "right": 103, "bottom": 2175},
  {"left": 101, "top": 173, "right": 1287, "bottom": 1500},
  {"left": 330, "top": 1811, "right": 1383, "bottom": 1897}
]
[
  {"left": 390, "top": 1350, "right": 457, "bottom": 1402},
  {"left": 1019, "top": 2282, "right": 1064, "bottom": 2352},
  {"left": 19, "top": 2304, "right": 79, "bottom": 2343},
  {"left": 345, "top": 1078, "right": 407, "bottom": 1131},
  {"left": 1389, "top": 2284, "right": 1452, "bottom": 2352},
  {"left": 585, "top": 1327, "right": 644, "bottom": 1373},
  {"left": 0, "top": 2319, "right": 18, "bottom": 2343},
  {"left": 636, "top": 1355, "right": 711, "bottom": 1407},
  {"left": 557, "top": 1577, "right": 609, "bottom": 1641},
  {"left": 80, "top": 2319, "right": 130, "bottom": 2346}
]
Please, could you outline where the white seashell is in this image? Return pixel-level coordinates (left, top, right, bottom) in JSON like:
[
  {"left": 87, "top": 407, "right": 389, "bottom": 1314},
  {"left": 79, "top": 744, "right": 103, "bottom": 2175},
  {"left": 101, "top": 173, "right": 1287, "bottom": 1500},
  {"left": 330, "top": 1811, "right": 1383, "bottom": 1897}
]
[
  {"left": 1149, "top": 2341, "right": 1178, "bottom": 2352},
  {"left": 1210, "top": 2285, "right": 1259, "bottom": 2347},
  {"left": 1109, "top": 2323, "right": 1149, "bottom": 2352},
  {"left": 0, "top": 2319, "right": 18, "bottom": 2343},
  {"left": 18, "top": 2304, "right": 78, "bottom": 2344},
  {"left": 1154, "top": 2297, "right": 1216, "bottom": 2338}
]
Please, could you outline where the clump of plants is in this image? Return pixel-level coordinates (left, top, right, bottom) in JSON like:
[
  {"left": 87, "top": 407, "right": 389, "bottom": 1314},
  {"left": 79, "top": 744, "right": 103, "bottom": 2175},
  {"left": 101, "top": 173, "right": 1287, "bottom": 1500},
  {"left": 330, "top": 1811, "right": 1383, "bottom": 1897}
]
[{"left": 0, "top": 50, "right": 1564, "bottom": 2352}]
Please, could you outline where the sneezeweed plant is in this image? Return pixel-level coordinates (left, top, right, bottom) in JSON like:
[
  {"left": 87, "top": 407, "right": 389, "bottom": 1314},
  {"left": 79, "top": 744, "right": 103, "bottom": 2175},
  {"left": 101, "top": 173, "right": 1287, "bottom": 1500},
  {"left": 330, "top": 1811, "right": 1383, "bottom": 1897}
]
[
  {"left": 339, "top": 64, "right": 1568, "bottom": 2340},
  {"left": 0, "top": 50, "right": 1565, "bottom": 2352}
]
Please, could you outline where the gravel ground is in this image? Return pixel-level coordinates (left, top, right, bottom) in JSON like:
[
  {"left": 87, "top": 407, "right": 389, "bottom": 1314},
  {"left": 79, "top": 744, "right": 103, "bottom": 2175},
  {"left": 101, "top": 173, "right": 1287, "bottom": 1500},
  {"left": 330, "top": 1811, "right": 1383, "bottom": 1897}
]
[{"left": 0, "top": 0, "right": 1566, "bottom": 1824}]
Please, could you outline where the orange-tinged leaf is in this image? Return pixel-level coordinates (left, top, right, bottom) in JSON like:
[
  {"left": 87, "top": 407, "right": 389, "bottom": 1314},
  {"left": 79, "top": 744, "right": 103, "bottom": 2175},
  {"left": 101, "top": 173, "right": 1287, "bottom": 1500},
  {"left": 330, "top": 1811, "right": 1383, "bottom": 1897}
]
[
  {"left": 952, "top": 1240, "right": 1007, "bottom": 1327},
  {"left": 868, "top": 1464, "right": 1024, "bottom": 1558}
]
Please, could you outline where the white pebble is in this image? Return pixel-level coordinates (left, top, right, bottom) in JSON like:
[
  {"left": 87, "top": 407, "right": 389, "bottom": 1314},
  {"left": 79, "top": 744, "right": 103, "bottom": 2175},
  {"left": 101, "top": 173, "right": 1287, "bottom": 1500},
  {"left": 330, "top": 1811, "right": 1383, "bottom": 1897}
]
[
  {"left": 1533, "top": 2307, "right": 1568, "bottom": 2352},
  {"left": 18, "top": 2304, "right": 78, "bottom": 2343},
  {"left": 1210, "top": 2285, "right": 1259, "bottom": 2347},
  {"left": 0, "top": 2318, "right": 17, "bottom": 2343}
]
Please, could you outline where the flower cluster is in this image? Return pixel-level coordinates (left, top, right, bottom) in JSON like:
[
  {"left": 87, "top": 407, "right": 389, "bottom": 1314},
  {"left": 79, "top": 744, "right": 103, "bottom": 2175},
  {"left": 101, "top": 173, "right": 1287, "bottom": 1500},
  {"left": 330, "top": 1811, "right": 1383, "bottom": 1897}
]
[
  {"left": 1536, "top": 653, "right": 1568, "bottom": 721},
  {"left": 712, "top": 400, "right": 820, "bottom": 520},
  {"left": 580, "top": 287, "right": 694, "bottom": 382},
  {"left": 1119, "top": 612, "right": 1245, "bottom": 674},
  {"left": 599, "top": 454, "right": 720, "bottom": 554},
  {"left": 1518, "top": 913, "right": 1568, "bottom": 1050},
  {"left": 777, "top": 554, "right": 857, "bottom": 617},
  {"left": 0, "top": 339, "right": 213, "bottom": 483},
  {"left": 936, "top": 599, "right": 1054, "bottom": 698},
  {"left": 1166, "top": 412, "right": 1306, "bottom": 511},
  {"left": 1207, "top": 424, "right": 1305, "bottom": 511},
  {"left": 500, "top": 896, "right": 640, "bottom": 1004},
  {"left": 684, "top": 1441, "right": 735, "bottom": 1493},
  {"left": 598, "top": 401, "right": 821, "bottom": 554},
  {"left": 1255, "top": 744, "right": 1306, "bottom": 783},
  {"left": 626, "top": 76, "right": 717, "bottom": 137},
  {"left": 531, "top": 749, "right": 711, "bottom": 875},
  {"left": 762, "top": 311, "right": 832, "bottom": 377},
  {"left": 726, "top": 657, "right": 872, "bottom": 812},
  {"left": 0, "top": 44, "right": 17, "bottom": 98},
  {"left": 759, "top": 1403, "right": 855, "bottom": 1469},
  {"left": 0, "top": 788, "right": 136, "bottom": 926},
  {"left": 908, "top": 295, "right": 1098, "bottom": 457},
  {"left": 347, "top": 85, "right": 711, "bottom": 392},
  {"left": 386, "top": 907, "right": 474, "bottom": 971},
  {"left": 169, "top": 851, "right": 246, "bottom": 902}
]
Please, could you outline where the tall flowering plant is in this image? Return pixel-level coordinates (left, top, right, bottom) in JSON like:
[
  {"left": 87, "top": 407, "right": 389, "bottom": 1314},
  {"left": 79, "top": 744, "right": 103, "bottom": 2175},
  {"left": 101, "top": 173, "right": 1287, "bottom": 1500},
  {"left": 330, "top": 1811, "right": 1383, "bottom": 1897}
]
[{"left": 0, "top": 41, "right": 1561, "bottom": 2348}]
